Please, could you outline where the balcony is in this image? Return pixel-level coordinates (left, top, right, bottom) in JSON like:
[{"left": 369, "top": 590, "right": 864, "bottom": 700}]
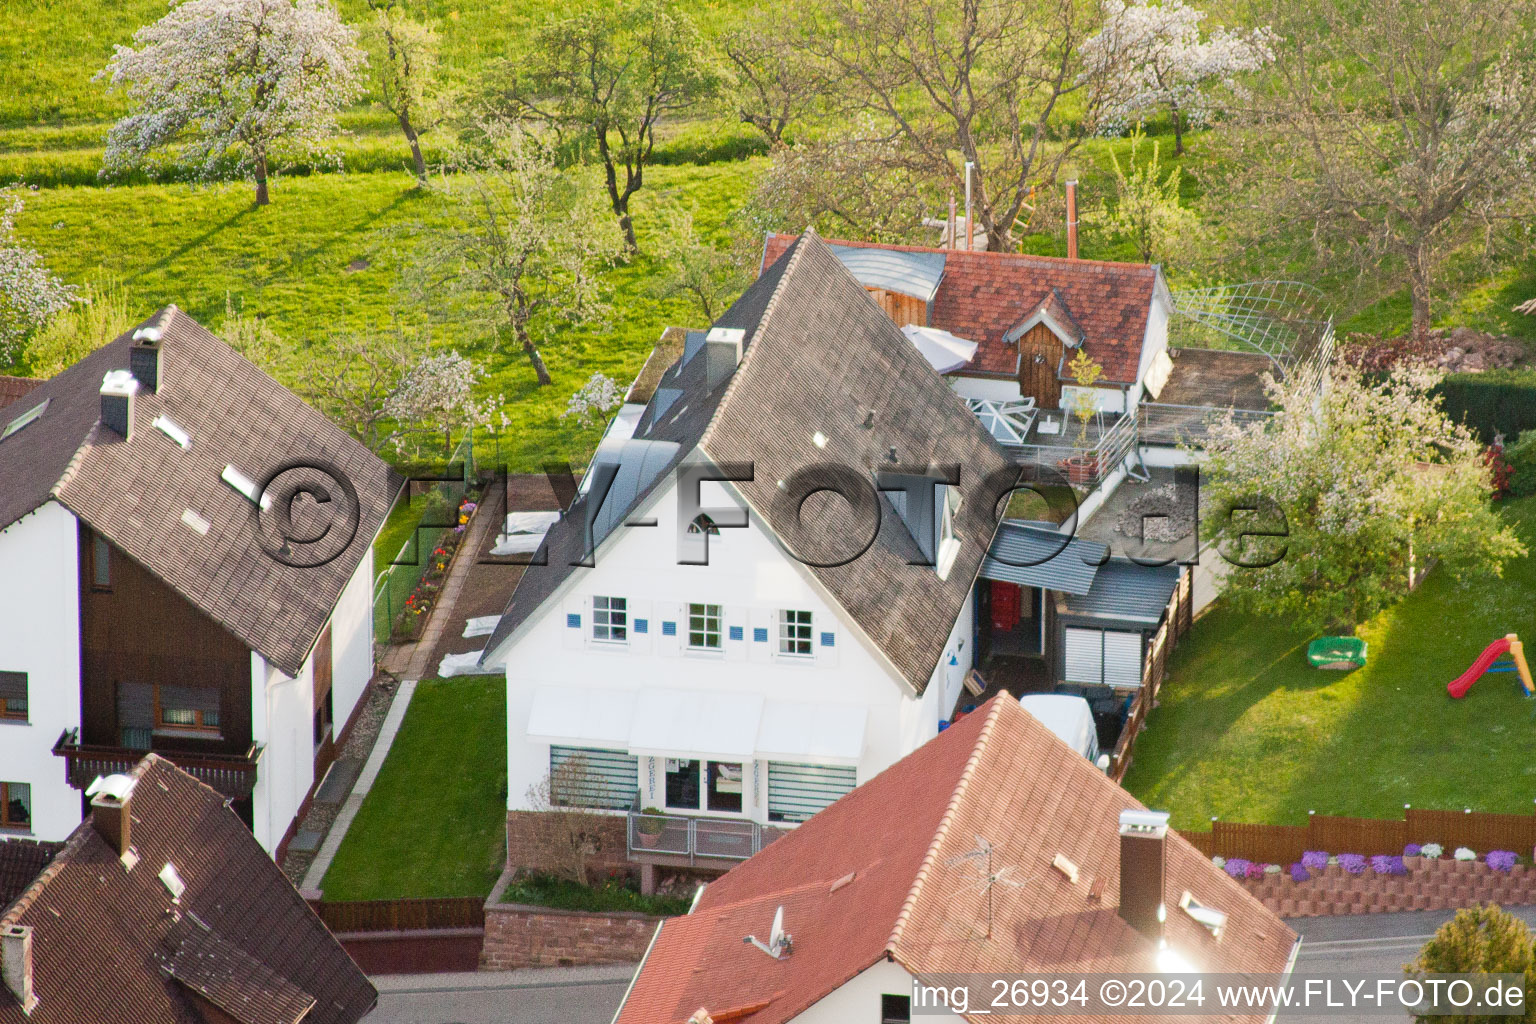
[
  {"left": 53, "top": 729, "right": 264, "bottom": 800},
  {"left": 626, "top": 811, "right": 783, "bottom": 868}
]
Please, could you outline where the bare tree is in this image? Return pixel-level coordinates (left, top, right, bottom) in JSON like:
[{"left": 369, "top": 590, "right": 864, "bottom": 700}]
[
  {"left": 522, "top": 756, "right": 610, "bottom": 885},
  {"left": 411, "top": 125, "right": 624, "bottom": 386},
  {"left": 648, "top": 207, "right": 747, "bottom": 321},
  {"left": 362, "top": 2, "right": 453, "bottom": 186},
  {"left": 719, "top": 14, "right": 819, "bottom": 145},
  {"left": 1211, "top": 0, "right": 1536, "bottom": 339},
  {"left": 785, "top": 0, "right": 1125, "bottom": 251},
  {"left": 489, "top": 0, "right": 720, "bottom": 253},
  {"left": 296, "top": 327, "right": 415, "bottom": 450}
]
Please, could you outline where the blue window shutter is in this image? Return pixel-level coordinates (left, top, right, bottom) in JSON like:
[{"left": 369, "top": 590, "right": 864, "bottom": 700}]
[
  {"left": 753, "top": 627, "right": 768, "bottom": 643},
  {"left": 635, "top": 618, "right": 649, "bottom": 634},
  {"left": 662, "top": 621, "right": 677, "bottom": 637},
  {"left": 729, "top": 625, "right": 744, "bottom": 642},
  {"left": 567, "top": 613, "right": 581, "bottom": 629},
  {"left": 820, "top": 632, "right": 835, "bottom": 648}
]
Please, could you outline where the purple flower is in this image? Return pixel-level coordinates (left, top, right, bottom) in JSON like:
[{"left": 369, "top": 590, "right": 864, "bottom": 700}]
[
  {"left": 1245, "top": 862, "right": 1265, "bottom": 879},
  {"left": 1370, "top": 855, "right": 1407, "bottom": 876},
  {"left": 1223, "top": 858, "right": 1252, "bottom": 879},
  {"left": 1487, "top": 851, "right": 1518, "bottom": 872},
  {"left": 1300, "top": 850, "right": 1329, "bottom": 871},
  {"left": 1403, "top": 843, "right": 1422, "bottom": 858},
  {"left": 1337, "top": 853, "right": 1367, "bottom": 875},
  {"left": 1289, "top": 863, "right": 1310, "bottom": 882}
]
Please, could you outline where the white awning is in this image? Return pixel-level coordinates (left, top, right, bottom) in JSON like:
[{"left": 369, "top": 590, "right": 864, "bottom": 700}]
[
  {"left": 902, "top": 324, "right": 978, "bottom": 374},
  {"left": 628, "top": 689, "right": 764, "bottom": 761},
  {"left": 755, "top": 702, "right": 867, "bottom": 765},
  {"left": 527, "top": 685, "right": 636, "bottom": 746}
]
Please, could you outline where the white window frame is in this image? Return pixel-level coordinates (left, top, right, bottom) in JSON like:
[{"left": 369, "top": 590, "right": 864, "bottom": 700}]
[
  {"left": 687, "top": 602, "right": 723, "bottom": 651},
  {"left": 936, "top": 485, "right": 963, "bottom": 580},
  {"left": 592, "top": 595, "right": 628, "bottom": 644},
  {"left": 778, "top": 609, "right": 813, "bottom": 658}
]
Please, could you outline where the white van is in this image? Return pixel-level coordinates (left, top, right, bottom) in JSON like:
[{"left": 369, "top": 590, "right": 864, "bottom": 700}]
[{"left": 1020, "top": 694, "right": 1109, "bottom": 771}]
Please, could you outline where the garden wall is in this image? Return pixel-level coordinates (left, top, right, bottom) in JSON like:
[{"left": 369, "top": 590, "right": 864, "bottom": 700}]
[
  {"left": 481, "top": 869, "right": 660, "bottom": 970},
  {"left": 1180, "top": 807, "right": 1536, "bottom": 864},
  {"left": 506, "top": 810, "right": 631, "bottom": 878},
  {"left": 1234, "top": 859, "right": 1536, "bottom": 918}
]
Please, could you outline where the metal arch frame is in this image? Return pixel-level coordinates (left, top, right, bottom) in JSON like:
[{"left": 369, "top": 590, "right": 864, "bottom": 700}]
[{"left": 1169, "top": 280, "right": 1333, "bottom": 376}]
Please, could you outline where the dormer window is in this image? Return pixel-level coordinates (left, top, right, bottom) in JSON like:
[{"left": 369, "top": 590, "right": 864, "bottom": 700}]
[{"left": 936, "top": 485, "right": 962, "bottom": 580}]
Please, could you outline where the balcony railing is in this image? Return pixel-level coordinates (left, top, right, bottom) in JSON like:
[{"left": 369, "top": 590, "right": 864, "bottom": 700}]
[
  {"left": 1009, "top": 412, "right": 1139, "bottom": 488},
  {"left": 626, "top": 811, "right": 778, "bottom": 863},
  {"left": 53, "top": 729, "right": 264, "bottom": 800},
  {"left": 1138, "top": 403, "right": 1276, "bottom": 447}
]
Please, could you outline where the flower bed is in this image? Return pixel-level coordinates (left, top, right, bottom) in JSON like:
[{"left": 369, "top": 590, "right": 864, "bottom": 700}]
[
  {"left": 392, "top": 494, "right": 481, "bottom": 642},
  {"left": 1217, "top": 845, "right": 1536, "bottom": 917}
]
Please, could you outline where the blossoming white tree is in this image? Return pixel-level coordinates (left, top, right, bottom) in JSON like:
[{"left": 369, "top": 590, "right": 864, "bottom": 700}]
[
  {"left": 560, "top": 372, "right": 621, "bottom": 428},
  {"left": 98, "top": 0, "right": 366, "bottom": 205},
  {"left": 1200, "top": 362, "right": 1524, "bottom": 630},
  {"left": 1081, "top": 0, "right": 1275, "bottom": 154},
  {"left": 384, "top": 349, "right": 501, "bottom": 458},
  {"left": 0, "top": 186, "right": 75, "bottom": 360}
]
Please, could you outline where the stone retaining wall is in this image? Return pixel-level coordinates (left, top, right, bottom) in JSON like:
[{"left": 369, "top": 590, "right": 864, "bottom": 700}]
[
  {"left": 1237, "top": 859, "right": 1536, "bottom": 917},
  {"left": 479, "top": 866, "right": 661, "bottom": 970}
]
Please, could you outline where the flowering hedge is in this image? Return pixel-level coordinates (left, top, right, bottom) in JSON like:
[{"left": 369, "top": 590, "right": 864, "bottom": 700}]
[
  {"left": 1300, "top": 851, "right": 1329, "bottom": 872},
  {"left": 1232, "top": 844, "right": 1524, "bottom": 884},
  {"left": 1487, "top": 851, "right": 1518, "bottom": 872},
  {"left": 1337, "top": 854, "right": 1367, "bottom": 875}
]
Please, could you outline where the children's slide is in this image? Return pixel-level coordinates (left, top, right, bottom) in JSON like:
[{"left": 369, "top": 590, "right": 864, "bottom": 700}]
[{"left": 1447, "top": 635, "right": 1528, "bottom": 698}]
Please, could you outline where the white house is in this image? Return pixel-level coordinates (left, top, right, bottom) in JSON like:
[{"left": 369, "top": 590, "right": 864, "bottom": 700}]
[
  {"left": 611, "top": 696, "right": 1300, "bottom": 1024},
  {"left": 482, "top": 232, "right": 1016, "bottom": 879},
  {"left": 0, "top": 307, "right": 396, "bottom": 856}
]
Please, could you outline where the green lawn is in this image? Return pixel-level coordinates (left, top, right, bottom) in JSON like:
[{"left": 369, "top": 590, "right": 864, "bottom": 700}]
[
  {"left": 1123, "top": 496, "right": 1536, "bottom": 829},
  {"left": 321, "top": 675, "right": 508, "bottom": 901}
]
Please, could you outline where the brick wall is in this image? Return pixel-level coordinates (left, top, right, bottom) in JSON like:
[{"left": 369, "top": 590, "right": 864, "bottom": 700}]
[
  {"left": 505, "top": 810, "right": 630, "bottom": 877},
  {"left": 481, "top": 903, "right": 659, "bottom": 969}
]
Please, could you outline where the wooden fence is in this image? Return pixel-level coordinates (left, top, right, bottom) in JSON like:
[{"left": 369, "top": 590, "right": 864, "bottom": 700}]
[
  {"left": 1108, "top": 565, "right": 1194, "bottom": 782},
  {"left": 315, "top": 896, "right": 486, "bottom": 934},
  {"left": 1180, "top": 809, "right": 1536, "bottom": 865}
]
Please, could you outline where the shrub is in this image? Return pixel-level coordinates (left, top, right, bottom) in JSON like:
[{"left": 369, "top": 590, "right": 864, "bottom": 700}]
[
  {"left": 1454, "top": 847, "right": 1477, "bottom": 862},
  {"left": 1290, "top": 863, "right": 1310, "bottom": 882},
  {"left": 1338, "top": 853, "right": 1367, "bottom": 875},
  {"left": 1487, "top": 851, "right": 1518, "bottom": 872},
  {"left": 1420, "top": 843, "right": 1444, "bottom": 859},
  {"left": 1211, "top": 856, "right": 1225, "bottom": 868},
  {"left": 1405, "top": 843, "right": 1423, "bottom": 857},
  {"left": 1301, "top": 851, "right": 1330, "bottom": 871},
  {"left": 1245, "top": 861, "right": 1266, "bottom": 879},
  {"left": 1407, "top": 905, "right": 1536, "bottom": 1020},
  {"left": 1508, "top": 430, "right": 1536, "bottom": 498},
  {"left": 1223, "top": 858, "right": 1252, "bottom": 879},
  {"left": 1263, "top": 863, "right": 1282, "bottom": 875},
  {"left": 1371, "top": 855, "right": 1407, "bottom": 876}
]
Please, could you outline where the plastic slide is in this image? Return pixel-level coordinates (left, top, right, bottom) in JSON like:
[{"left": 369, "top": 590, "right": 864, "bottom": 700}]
[{"left": 1447, "top": 635, "right": 1531, "bottom": 698}]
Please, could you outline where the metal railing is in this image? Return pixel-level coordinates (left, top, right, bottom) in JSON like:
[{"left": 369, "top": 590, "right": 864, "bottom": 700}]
[
  {"left": 1008, "top": 412, "right": 1138, "bottom": 488},
  {"left": 1138, "top": 403, "right": 1276, "bottom": 447},
  {"left": 626, "top": 811, "right": 770, "bottom": 863}
]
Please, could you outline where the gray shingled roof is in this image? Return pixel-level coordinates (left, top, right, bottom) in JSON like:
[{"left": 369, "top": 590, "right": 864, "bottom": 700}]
[
  {"left": 828, "top": 243, "right": 947, "bottom": 303},
  {"left": 485, "top": 233, "right": 1017, "bottom": 692},
  {"left": 979, "top": 521, "right": 1107, "bottom": 595},
  {"left": 1061, "top": 559, "right": 1181, "bottom": 623},
  {"left": 0, "top": 308, "right": 399, "bottom": 676}
]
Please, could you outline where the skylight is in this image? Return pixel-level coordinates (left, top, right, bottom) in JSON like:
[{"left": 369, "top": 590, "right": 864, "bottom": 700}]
[
  {"left": 1, "top": 398, "right": 48, "bottom": 442},
  {"left": 221, "top": 464, "right": 271, "bottom": 510},
  {"left": 153, "top": 415, "right": 190, "bottom": 449},
  {"left": 159, "top": 862, "right": 185, "bottom": 901},
  {"left": 181, "top": 509, "right": 211, "bottom": 536}
]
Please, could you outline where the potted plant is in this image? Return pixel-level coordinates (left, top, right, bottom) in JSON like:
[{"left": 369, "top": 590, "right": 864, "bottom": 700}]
[
  {"left": 637, "top": 807, "right": 666, "bottom": 848},
  {"left": 1057, "top": 350, "right": 1105, "bottom": 485}
]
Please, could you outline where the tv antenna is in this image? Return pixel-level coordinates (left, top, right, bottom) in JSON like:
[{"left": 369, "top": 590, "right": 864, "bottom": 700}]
[
  {"left": 947, "top": 836, "right": 1033, "bottom": 939},
  {"left": 743, "top": 905, "right": 793, "bottom": 960}
]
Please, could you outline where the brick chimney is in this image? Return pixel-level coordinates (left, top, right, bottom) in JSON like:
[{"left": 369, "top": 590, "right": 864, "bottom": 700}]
[
  {"left": 129, "top": 326, "right": 163, "bottom": 393},
  {"left": 1, "top": 924, "right": 36, "bottom": 1014},
  {"left": 1065, "top": 180, "right": 1079, "bottom": 260},
  {"left": 100, "top": 370, "right": 139, "bottom": 441},
  {"left": 86, "top": 775, "right": 135, "bottom": 859},
  {"left": 1118, "top": 809, "right": 1168, "bottom": 942}
]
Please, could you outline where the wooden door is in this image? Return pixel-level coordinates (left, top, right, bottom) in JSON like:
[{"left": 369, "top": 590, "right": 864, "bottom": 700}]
[{"left": 1017, "top": 323, "right": 1064, "bottom": 408}]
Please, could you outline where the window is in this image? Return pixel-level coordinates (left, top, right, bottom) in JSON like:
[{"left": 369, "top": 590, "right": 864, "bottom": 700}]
[
  {"left": 0, "top": 672, "right": 26, "bottom": 722},
  {"left": 0, "top": 399, "right": 47, "bottom": 442},
  {"left": 665, "top": 758, "right": 701, "bottom": 809},
  {"left": 687, "top": 603, "right": 722, "bottom": 650},
  {"left": 313, "top": 689, "right": 334, "bottom": 751},
  {"left": 155, "top": 685, "right": 221, "bottom": 735},
  {"left": 936, "top": 484, "right": 963, "bottom": 580},
  {"left": 593, "top": 596, "right": 628, "bottom": 643},
  {"left": 767, "top": 762, "right": 856, "bottom": 823},
  {"left": 687, "top": 513, "right": 720, "bottom": 535},
  {"left": 881, "top": 994, "right": 912, "bottom": 1023},
  {"left": 0, "top": 782, "right": 30, "bottom": 831},
  {"left": 778, "top": 610, "right": 813, "bottom": 657},
  {"left": 91, "top": 532, "right": 111, "bottom": 590},
  {"left": 550, "top": 747, "right": 639, "bottom": 810},
  {"left": 707, "top": 761, "right": 743, "bottom": 813}
]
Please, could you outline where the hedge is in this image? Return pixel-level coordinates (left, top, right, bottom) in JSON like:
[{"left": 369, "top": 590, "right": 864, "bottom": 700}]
[{"left": 1436, "top": 369, "right": 1536, "bottom": 443}]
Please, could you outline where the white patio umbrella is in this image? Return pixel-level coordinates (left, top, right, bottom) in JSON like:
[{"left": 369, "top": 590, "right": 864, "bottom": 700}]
[{"left": 901, "top": 324, "right": 978, "bottom": 374}]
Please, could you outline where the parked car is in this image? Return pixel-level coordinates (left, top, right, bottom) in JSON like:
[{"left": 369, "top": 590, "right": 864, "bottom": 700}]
[{"left": 1020, "top": 694, "right": 1110, "bottom": 771}]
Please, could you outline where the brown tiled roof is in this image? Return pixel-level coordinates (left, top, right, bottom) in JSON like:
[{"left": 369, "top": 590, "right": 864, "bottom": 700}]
[
  {"left": 486, "top": 233, "right": 1016, "bottom": 692},
  {"left": 0, "top": 840, "right": 62, "bottom": 910},
  {"left": 615, "top": 697, "right": 1297, "bottom": 1024},
  {"left": 0, "top": 375, "right": 41, "bottom": 412},
  {"left": 0, "top": 308, "right": 400, "bottom": 676},
  {"left": 763, "top": 234, "right": 1161, "bottom": 384},
  {"left": 0, "top": 755, "right": 376, "bottom": 1024}
]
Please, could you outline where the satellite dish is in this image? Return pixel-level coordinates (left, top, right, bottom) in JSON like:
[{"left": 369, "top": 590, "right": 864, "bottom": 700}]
[
  {"left": 1096, "top": 754, "right": 1111, "bottom": 772},
  {"left": 770, "top": 907, "right": 785, "bottom": 949},
  {"left": 743, "top": 905, "right": 793, "bottom": 959}
]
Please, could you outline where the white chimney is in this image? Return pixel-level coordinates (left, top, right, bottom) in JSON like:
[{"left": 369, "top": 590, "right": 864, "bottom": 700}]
[
  {"left": 704, "top": 327, "right": 745, "bottom": 392},
  {"left": 100, "top": 370, "right": 139, "bottom": 441},
  {"left": 1, "top": 924, "right": 36, "bottom": 1015}
]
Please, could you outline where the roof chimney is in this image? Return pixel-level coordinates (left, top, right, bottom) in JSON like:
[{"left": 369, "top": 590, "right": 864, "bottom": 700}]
[
  {"left": 1118, "top": 809, "right": 1168, "bottom": 943},
  {"left": 130, "top": 326, "right": 163, "bottom": 393},
  {"left": 704, "top": 327, "right": 745, "bottom": 392},
  {"left": 100, "top": 370, "right": 139, "bottom": 441},
  {"left": 1065, "top": 180, "right": 1079, "bottom": 260},
  {"left": 86, "top": 774, "right": 135, "bottom": 860},
  {"left": 1, "top": 925, "right": 36, "bottom": 1015}
]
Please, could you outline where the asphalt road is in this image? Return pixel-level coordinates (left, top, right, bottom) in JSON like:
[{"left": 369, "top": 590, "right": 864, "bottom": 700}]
[{"left": 365, "top": 965, "right": 635, "bottom": 1024}]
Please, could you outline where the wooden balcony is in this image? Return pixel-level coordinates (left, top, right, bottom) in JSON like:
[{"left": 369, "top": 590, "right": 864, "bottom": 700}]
[{"left": 53, "top": 729, "right": 264, "bottom": 800}]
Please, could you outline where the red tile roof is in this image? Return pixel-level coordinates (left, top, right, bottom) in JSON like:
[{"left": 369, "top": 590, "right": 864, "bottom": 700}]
[
  {"left": 762, "top": 234, "right": 1163, "bottom": 384},
  {"left": 0, "top": 375, "right": 41, "bottom": 412},
  {"left": 615, "top": 697, "right": 1296, "bottom": 1024}
]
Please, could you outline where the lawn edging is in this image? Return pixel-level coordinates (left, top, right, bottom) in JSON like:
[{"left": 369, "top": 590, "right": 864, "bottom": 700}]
[{"left": 480, "top": 865, "right": 663, "bottom": 970}]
